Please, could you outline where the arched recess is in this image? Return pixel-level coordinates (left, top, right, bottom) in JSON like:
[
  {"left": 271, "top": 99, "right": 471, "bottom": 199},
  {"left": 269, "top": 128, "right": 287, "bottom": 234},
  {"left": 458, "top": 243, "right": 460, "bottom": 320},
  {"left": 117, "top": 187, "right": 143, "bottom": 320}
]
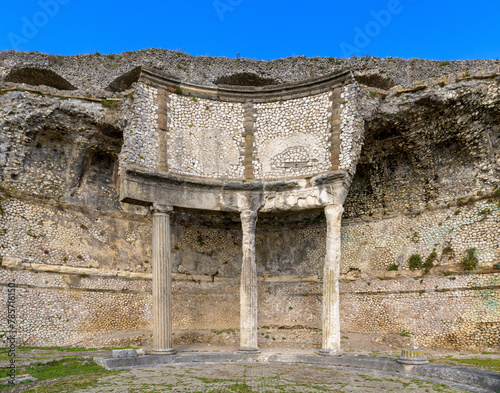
[
  {"left": 4, "top": 67, "right": 77, "bottom": 90},
  {"left": 106, "top": 67, "right": 142, "bottom": 92}
]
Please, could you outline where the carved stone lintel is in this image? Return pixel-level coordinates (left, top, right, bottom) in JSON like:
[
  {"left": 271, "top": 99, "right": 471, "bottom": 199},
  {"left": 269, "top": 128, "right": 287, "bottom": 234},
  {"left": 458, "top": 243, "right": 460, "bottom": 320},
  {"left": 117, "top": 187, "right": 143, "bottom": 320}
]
[
  {"left": 151, "top": 203, "right": 173, "bottom": 215},
  {"left": 240, "top": 210, "right": 258, "bottom": 229}
]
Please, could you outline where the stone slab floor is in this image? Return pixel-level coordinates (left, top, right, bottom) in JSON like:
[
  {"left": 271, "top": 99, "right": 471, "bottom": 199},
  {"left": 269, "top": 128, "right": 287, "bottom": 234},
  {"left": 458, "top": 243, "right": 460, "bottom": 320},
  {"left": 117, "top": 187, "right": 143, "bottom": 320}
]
[{"left": 74, "top": 364, "right": 466, "bottom": 393}]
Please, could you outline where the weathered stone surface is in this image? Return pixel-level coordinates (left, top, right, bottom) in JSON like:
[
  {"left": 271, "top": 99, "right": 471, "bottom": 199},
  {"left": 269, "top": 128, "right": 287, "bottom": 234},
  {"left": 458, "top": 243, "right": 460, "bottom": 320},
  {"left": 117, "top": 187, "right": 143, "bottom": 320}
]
[
  {"left": 112, "top": 349, "right": 137, "bottom": 358},
  {"left": 320, "top": 204, "right": 343, "bottom": 356},
  {"left": 151, "top": 204, "right": 175, "bottom": 354},
  {"left": 239, "top": 209, "right": 258, "bottom": 352},
  {"left": 94, "top": 352, "right": 500, "bottom": 393},
  {"left": 0, "top": 51, "right": 498, "bottom": 351},
  {"left": 397, "top": 349, "right": 429, "bottom": 365}
]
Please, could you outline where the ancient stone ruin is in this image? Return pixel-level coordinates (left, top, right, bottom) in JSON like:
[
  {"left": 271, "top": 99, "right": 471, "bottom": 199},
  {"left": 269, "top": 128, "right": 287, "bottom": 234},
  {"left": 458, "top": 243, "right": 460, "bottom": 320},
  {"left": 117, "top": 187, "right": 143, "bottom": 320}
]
[{"left": 0, "top": 50, "right": 499, "bottom": 352}]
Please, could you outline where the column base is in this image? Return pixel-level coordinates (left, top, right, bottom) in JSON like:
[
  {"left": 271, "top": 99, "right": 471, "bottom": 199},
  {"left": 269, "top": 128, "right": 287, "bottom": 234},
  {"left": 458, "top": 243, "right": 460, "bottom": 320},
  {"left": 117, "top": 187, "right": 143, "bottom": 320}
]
[
  {"left": 151, "top": 348, "right": 177, "bottom": 355},
  {"left": 318, "top": 349, "right": 341, "bottom": 357},
  {"left": 238, "top": 348, "right": 260, "bottom": 354}
]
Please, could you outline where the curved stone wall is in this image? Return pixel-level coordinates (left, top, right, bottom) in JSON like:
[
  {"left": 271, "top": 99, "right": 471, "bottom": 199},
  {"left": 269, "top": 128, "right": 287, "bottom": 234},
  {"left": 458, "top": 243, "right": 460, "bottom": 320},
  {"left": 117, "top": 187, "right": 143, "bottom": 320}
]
[
  {"left": 119, "top": 68, "right": 363, "bottom": 183},
  {"left": 0, "top": 52, "right": 498, "bottom": 351},
  {"left": 167, "top": 94, "right": 245, "bottom": 179}
]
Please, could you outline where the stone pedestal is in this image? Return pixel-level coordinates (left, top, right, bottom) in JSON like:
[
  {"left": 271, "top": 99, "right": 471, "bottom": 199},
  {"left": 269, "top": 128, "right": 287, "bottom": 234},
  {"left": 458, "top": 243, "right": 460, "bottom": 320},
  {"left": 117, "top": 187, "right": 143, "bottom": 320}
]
[
  {"left": 151, "top": 204, "right": 176, "bottom": 354},
  {"left": 238, "top": 210, "right": 259, "bottom": 353},
  {"left": 319, "top": 204, "right": 343, "bottom": 356},
  {"left": 397, "top": 349, "right": 429, "bottom": 365}
]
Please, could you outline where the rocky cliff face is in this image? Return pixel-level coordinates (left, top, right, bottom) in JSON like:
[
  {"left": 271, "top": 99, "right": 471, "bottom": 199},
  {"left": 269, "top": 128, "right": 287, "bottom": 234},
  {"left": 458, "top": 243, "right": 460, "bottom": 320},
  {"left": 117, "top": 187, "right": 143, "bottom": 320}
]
[{"left": 347, "top": 76, "right": 500, "bottom": 218}]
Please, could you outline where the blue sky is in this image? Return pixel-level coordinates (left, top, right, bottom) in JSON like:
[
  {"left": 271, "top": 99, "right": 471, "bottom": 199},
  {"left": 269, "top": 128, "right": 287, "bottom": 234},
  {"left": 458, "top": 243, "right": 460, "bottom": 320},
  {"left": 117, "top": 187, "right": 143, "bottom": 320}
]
[{"left": 1, "top": 0, "right": 499, "bottom": 60}]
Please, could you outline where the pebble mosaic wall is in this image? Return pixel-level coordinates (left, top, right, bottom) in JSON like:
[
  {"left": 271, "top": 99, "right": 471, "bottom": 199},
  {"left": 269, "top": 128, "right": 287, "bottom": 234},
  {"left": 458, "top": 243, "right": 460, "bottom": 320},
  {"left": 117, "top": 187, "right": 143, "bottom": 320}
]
[
  {"left": 253, "top": 92, "right": 333, "bottom": 179},
  {"left": 342, "top": 273, "right": 500, "bottom": 350},
  {"left": 1, "top": 265, "right": 498, "bottom": 349},
  {"left": 166, "top": 93, "right": 245, "bottom": 179},
  {"left": 0, "top": 193, "right": 494, "bottom": 349},
  {"left": 120, "top": 82, "right": 159, "bottom": 169},
  {"left": 0, "top": 267, "right": 152, "bottom": 347},
  {"left": 341, "top": 199, "right": 500, "bottom": 273},
  {"left": 122, "top": 79, "right": 364, "bottom": 180},
  {"left": 0, "top": 196, "right": 152, "bottom": 273},
  {"left": 1, "top": 197, "right": 493, "bottom": 349},
  {"left": 339, "top": 82, "right": 365, "bottom": 175}
]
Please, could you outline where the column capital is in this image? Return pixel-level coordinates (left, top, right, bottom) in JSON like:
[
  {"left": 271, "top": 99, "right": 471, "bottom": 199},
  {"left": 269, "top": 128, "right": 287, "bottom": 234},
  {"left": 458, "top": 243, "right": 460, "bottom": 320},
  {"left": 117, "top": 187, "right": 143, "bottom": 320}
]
[
  {"left": 325, "top": 204, "right": 344, "bottom": 217},
  {"left": 325, "top": 205, "right": 344, "bottom": 220},
  {"left": 151, "top": 203, "right": 173, "bottom": 215},
  {"left": 240, "top": 209, "right": 258, "bottom": 223}
]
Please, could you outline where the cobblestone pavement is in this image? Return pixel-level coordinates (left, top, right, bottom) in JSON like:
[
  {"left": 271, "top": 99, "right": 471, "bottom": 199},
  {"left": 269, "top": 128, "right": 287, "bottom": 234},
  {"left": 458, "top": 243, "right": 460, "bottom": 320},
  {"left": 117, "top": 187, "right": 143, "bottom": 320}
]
[{"left": 77, "top": 364, "right": 467, "bottom": 393}]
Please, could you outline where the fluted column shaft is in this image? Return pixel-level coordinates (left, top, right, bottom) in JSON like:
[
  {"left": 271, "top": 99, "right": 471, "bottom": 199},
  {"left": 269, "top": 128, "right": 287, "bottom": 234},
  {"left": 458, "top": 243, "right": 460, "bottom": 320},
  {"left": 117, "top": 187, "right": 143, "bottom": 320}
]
[
  {"left": 239, "top": 210, "right": 258, "bottom": 353},
  {"left": 319, "top": 204, "right": 343, "bottom": 356},
  {"left": 151, "top": 204, "right": 176, "bottom": 354}
]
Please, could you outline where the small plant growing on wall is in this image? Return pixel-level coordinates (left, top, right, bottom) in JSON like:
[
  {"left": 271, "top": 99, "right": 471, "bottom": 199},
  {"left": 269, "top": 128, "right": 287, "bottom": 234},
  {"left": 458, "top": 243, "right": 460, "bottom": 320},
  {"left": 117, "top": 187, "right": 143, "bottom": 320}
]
[
  {"left": 400, "top": 329, "right": 411, "bottom": 337},
  {"left": 408, "top": 254, "right": 423, "bottom": 270},
  {"left": 387, "top": 264, "right": 399, "bottom": 271},
  {"left": 478, "top": 208, "right": 491, "bottom": 215},
  {"left": 101, "top": 99, "right": 118, "bottom": 109},
  {"left": 423, "top": 249, "right": 437, "bottom": 273},
  {"left": 441, "top": 246, "right": 455, "bottom": 260},
  {"left": 460, "top": 248, "right": 478, "bottom": 271}
]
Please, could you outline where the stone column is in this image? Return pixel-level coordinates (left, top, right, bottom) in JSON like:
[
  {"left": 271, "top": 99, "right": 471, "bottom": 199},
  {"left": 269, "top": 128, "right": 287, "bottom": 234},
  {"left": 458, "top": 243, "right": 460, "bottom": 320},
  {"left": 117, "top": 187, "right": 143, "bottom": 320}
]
[
  {"left": 151, "top": 203, "right": 176, "bottom": 354},
  {"left": 319, "top": 204, "right": 343, "bottom": 356},
  {"left": 238, "top": 210, "right": 259, "bottom": 353}
]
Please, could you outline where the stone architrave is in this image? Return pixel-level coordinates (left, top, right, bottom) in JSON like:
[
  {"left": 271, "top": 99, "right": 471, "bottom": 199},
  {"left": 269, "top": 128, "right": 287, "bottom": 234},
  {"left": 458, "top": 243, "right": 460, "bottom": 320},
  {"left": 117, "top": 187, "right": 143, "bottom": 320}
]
[
  {"left": 238, "top": 209, "right": 259, "bottom": 353},
  {"left": 151, "top": 203, "right": 176, "bottom": 354},
  {"left": 319, "top": 204, "right": 343, "bottom": 356}
]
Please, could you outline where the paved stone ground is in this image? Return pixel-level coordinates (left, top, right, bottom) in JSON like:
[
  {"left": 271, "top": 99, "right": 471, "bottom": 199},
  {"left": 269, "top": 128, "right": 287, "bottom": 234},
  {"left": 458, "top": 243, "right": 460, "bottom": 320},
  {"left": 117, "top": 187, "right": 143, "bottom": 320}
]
[
  {"left": 3, "top": 346, "right": 499, "bottom": 392},
  {"left": 76, "top": 364, "right": 467, "bottom": 393}
]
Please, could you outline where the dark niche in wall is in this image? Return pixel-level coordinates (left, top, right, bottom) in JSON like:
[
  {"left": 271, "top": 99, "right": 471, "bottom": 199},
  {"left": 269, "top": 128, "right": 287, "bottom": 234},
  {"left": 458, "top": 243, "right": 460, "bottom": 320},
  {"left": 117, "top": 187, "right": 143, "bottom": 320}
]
[
  {"left": 4, "top": 67, "right": 77, "bottom": 90},
  {"left": 70, "top": 150, "right": 121, "bottom": 210},
  {"left": 214, "top": 72, "right": 280, "bottom": 87},
  {"left": 106, "top": 67, "right": 142, "bottom": 92},
  {"left": 353, "top": 69, "right": 395, "bottom": 90}
]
